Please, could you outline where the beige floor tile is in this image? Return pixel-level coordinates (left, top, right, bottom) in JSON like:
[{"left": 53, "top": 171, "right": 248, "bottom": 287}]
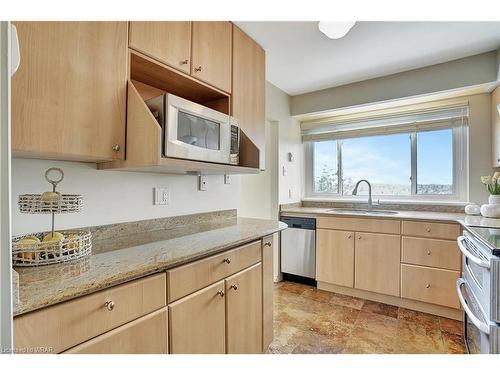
[
  {"left": 439, "top": 317, "right": 463, "bottom": 336},
  {"left": 442, "top": 331, "right": 466, "bottom": 354},
  {"left": 329, "top": 292, "right": 365, "bottom": 310},
  {"left": 394, "top": 320, "right": 445, "bottom": 354},
  {"left": 362, "top": 301, "right": 399, "bottom": 318},
  {"left": 301, "top": 288, "right": 334, "bottom": 303},
  {"left": 343, "top": 326, "right": 395, "bottom": 354}
]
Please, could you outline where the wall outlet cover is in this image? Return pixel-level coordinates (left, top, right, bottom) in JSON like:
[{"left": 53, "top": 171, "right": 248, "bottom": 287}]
[
  {"left": 224, "top": 174, "right": 231, "bottom": 184},
  {"left": 154, "top": 187, "right": 169, "bottom": 205},
  {"left": 199, "top": 175, "right": 208, "bottom": 191}
]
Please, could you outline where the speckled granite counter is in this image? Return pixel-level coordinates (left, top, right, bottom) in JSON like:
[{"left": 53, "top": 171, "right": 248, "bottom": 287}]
[
  {"left": 280, "top": 206, "right": 466, "bottom": 222},
  {"left": 14, "top": 216, "right": 286, "bottom": 317}
]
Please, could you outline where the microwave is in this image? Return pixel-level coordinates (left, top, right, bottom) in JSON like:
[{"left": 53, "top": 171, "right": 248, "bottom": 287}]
[{"left": 146, "top": 93, "right": 239, "bottom": 165}]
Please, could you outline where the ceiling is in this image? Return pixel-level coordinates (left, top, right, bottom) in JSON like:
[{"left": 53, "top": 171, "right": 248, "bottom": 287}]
[{"left": 234, "top": 21, "right": 500, "bottom": 96}]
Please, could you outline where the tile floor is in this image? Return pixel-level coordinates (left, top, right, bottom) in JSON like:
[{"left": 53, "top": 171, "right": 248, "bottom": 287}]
[{"left": 268, "top": 281, "right": 466, "bottom": 354}]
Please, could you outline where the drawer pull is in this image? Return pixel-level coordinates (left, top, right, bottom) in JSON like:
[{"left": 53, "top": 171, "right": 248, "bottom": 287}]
[
  {"left": 426, "top": 227, "right": 431, "bottom": 233},
  {"left": 264, "top": 241, "right": 272, "bottom": 247},
  {"left": 180, "top": 59, "right": 189, "bottom": 65},
  {"left": 425, "top": 284, "right": 430, "bottom": 289},
  {"left": 347, "top": 234, "right": 353, "bottom": 239},
  {"left": 104, "top": 300, "right": 115, "bottom": 311},
  {"left": 194, "top": 66, "right": 202, "bottom": 72},
  {"left": 427, "top": 250, "right": 431, "bottom": 255},
  {"left": 357, "top": 235, "right": 362, "bottom": 240},
  {"left": 230, "top": 284, "right": 238, "bottom": 291},
  {"left": 223, "top": 258, "right": 231, "bottom": 264},
  {"left": 216, "top": 290, "right": 225, "bottom": 297}
]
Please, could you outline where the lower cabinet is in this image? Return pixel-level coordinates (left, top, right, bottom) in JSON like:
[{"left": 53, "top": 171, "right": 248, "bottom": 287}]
[
  {"left": 65, "top": 308, "right": 168, "bottom": 354},
  {"left": 316, "top": 229, "right": 354, "bottom": 288},
  {"left": 169, "top": 281, "right": 226, "bottom": 354},
  {"left": 354, "top": 232, "right": 401, "bottom": 297},
  {"left": 226, "top": 263, "right": 262, "bottom": 354}
]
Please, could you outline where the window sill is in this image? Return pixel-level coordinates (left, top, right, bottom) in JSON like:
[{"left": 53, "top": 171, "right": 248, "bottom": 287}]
[{"left": 302, "top": 196, "right": 468, "bottom": 207}]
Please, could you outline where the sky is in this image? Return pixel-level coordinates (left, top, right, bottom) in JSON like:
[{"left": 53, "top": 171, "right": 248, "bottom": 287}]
[{"left": 314, "top": 129, "right": 453, "bottom": 192}]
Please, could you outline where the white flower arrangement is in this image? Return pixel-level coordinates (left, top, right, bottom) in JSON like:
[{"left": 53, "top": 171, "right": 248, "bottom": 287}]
[{"left": 481, "top": 172, "right": 500, "bottom": 195}]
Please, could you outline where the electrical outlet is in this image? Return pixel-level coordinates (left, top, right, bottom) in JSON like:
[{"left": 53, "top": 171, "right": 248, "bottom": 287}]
[
  {"left": 153, "top": 187, "right": 169, "bottom": 205},
  {"left": 282, "top": 165, "right": 287, "bottom": 176},
  {"left": 224, "top": 174, "right": 231, "bottom": 184},
  {"left": 199, "top": 175, "right": 208, "bottom": 191}
]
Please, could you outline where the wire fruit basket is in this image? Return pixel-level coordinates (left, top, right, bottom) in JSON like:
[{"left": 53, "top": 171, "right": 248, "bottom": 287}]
[{"left": 12, "top": 168, "right": 92, "bottom": 266}]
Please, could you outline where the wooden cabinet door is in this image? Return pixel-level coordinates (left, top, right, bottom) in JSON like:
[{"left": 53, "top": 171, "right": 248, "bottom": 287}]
[
  {"left": 12, "top": 22, "right": 127, "bottom": 161},
  {"left": 129, "top": 21, "right": 192, "bottom": 74},
  {"left": 226, "top": 263, "right": 262, "bottom": 353},
  {"left": 355, "top": 232, "right": 401, "bottom": 297},
  {"left": 191, "top": 21, "right": 232, "bottom": 93},
  {"left": 232, "top": 25, "right": 266, "bottom": 169},
  {"left": 64, "top": 308, "right": 168, "bottom": 354},
  {"left": 169, "top": 281, "right": 226, "bottom": 354},
  {"left": 262, "top": 236, "right": 274, "bottom": 351},
  {"left": 492, "top": 85, "right": 500, "bottom": 167},
  {"left": 316, "top": 229, "right": 355, "bottom": 288}
]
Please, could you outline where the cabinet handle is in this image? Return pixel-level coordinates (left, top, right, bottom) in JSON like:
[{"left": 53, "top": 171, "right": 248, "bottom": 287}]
[
  {"left": 264, "top": 241, "right": 272, "bottom": 247},
  {"left": 497, "top": 158, "right": 500, "bottom": 162},
  {"left": 347, "top": 234, "right": 353, "bottom": 239},
  {"left": 427, "top": 250, "right": 431, "bottom": 255},
  {"left": 180, "top": 59, "right": 189, "bottom": 65},
  {"left": 426, "top": 227, "right": 431, "bottom": 233},
  {"left": 426, "top": 284, "right": 431, "bottom": 289},
  {"left": 223, "top": 258, "right": 231, "bottom": 264},
  {"left": 357, "top": 235, "right": 362, "bottom": 240},
  {"left": 216, "top": 290, "right": 225, "bottom": 297},
  {"left": 194, "top": 66, "right": 202, "bottom": 72},
  {"left": 104, "top": 300, "right": 115, "bottom": 311},
  {"left": 230, "top": 284, "right": 238, "bottom": 291},
  {"left": 112, "top": 144, "right": 121, "bottom": 152}
]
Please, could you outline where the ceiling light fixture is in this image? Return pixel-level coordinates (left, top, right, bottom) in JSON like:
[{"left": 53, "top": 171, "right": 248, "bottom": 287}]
[{"left": 318, "top": 21, "right": 356, "bottom": 39}]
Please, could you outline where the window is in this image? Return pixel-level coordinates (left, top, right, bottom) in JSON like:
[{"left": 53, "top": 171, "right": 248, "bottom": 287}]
[{"left": 304, "top": 105, "right": 468, "bottom": 201}]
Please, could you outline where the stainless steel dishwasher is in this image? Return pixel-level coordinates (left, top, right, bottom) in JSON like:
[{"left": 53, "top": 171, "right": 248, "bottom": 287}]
[{"left": 280, "top": 216, "right": 316, "bottom": 284}]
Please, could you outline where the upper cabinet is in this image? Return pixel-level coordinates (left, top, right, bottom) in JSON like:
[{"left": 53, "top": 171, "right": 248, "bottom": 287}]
[
  {"left": 191, "top": 22, "right": 233, "bottom": 93},
  {"left": 129, "top": 22, "right": 192, "bottom": 74},
  {"left": 232, "top": 25, "right": 266, "bottom": 169},
  {"left": 492, "top": 85, "right": 500, "bottom": 167},
  {"left": 12, "top": 22, "right": 128, "bottom": 162}
]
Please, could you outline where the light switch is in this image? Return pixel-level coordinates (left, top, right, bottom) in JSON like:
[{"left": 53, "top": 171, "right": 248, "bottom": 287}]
[
  {"left": 224, "top": 174, "right": 231, "bottom": 184},
  {"left": 282, "top": 166, "right": 287, "bottom": 176},
  {"left": 199, "top": 175, "right": 208, "bottom": 191},
  {"left": 154, "top": 187, "right": 169, "bottom": 205}
]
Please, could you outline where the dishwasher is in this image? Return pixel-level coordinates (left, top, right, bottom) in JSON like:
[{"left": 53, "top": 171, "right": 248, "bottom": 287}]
[{"left": 280, "top": 216, "right": 316, "bottom": 285}]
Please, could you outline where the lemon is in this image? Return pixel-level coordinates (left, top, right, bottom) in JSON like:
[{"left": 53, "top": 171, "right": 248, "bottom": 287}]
[
  {"left": 42, "top": 232, "right": 65, "bottom": 242},
  {"left": 41, "top": 191, "right": 61, "bottom": 202},
  {"left": 16, "top": 237, "right": 40, "bottom": 260}
]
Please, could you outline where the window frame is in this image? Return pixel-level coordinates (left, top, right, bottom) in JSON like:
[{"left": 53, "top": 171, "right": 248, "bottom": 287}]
[{"left": 305, "top": 125, "right": 468, "bottom": 202}]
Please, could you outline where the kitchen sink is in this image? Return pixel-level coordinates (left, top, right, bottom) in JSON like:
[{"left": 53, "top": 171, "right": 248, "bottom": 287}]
[{"left": 327, "top": 208, "right": 399, "bottom": 215}]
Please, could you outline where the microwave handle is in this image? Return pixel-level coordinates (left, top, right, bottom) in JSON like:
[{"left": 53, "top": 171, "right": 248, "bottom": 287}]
[
  {"left": 456, "top": 278, "right": 490, "bottom": 334},
  {"left": 457, "top": 236, "right": 490, "bottom": 269}
]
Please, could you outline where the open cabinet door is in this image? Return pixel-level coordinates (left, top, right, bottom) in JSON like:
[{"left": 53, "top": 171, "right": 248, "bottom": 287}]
[{"left": 0, "top": 21, "right": 15, "bottom": 353}]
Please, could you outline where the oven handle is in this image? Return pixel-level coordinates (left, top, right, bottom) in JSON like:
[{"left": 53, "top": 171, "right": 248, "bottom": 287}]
[
  {"left": 456, "top": 278, "right": 490, "bottom": 334},
  {"left": 457, "top": 236, "right": 490, "bottom": 269}
]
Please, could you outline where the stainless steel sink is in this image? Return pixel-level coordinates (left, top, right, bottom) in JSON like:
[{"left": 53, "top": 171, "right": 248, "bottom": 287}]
[{"left": 327, "top": 208, "right": 399, "bottom": 215}]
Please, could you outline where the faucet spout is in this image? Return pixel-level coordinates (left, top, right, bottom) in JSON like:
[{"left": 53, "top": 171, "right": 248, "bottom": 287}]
[{"left": 352, "top": 179, "right": 373, "bottom": 209}]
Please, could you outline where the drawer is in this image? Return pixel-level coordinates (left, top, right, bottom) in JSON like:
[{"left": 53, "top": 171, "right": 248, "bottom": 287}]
[
  {"left": 401, "top": 220, "right": 460, "bottom": 240},
  {"left": 167, "top": 241, "right": 261, "bottom": 302},
  {"left": 64, "top": 308, "right": 168, "bottom": 354},
  {"left": 14, "top": 273, "right": 166, "bottom": 353},
  {"left": 401, "top": 264, "right": 460, "bottom": 309},
  {"left": 317, "top": 216, "right": 400, "bottom": 234},
  {"left": 402, "top": 236, "right": 461, "bottom": 270}
]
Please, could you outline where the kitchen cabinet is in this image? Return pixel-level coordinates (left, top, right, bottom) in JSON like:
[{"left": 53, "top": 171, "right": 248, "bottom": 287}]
[
  {"left": 129, "top": 21, "right": 192, "bottom": 74},
  {"left": 12, "top": 22, "right": 127, "bottom": 161},
  {"left": 492, "top": 85, "right": 500, "bottom": 167},
  {"left": 261, "top": 236, "right": 274, "bottom": 351},
  {"left": 401, "top": 220, "right": 460, "bottom": 240},
  {"left": 191, "top": 21, "right": 232, "bottom": 93},
  {"left": 65, "top": 308, "right": 168, "bottom": 354},
  {"left": 232, "top": 25, "right": 266, "bottom": 169},
  {"left": 226, "top": 263, "right": 262, "bottom": 353},
  {"left": 354, "top": 232, "right": 401, "bottom": 297},
  {"left": 169, "top": 281, "right": 226, "bottom": 354},
  {"left": 316, "top": 229, "right": 354, "bottom": 288}
]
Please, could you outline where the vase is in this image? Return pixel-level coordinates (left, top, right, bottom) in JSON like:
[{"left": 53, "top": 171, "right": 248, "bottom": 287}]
[
  {"left": 489, "top": 195, "right": 500, "bottom": 205},
  {"left": 481, "top": 204, "right": 500, "bottom": 218}
]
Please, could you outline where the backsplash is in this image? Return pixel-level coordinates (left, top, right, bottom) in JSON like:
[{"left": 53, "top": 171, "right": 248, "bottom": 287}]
[
  {"left": 299, "top": 200, "right": 465, "bottom": 213},
  {"left": 11, "top": 158, "right": 240, "bottom": 235}
]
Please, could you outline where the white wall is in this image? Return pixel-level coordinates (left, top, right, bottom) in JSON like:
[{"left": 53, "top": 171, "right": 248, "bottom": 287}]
[{"left": 11, "top": 158, "right": 239, "bottom": 235}]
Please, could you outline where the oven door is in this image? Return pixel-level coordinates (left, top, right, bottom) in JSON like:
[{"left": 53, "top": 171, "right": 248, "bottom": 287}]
[
  {"left": 457, "top": 278, "right": 494, "bottom": 353},
  {"left": 458, "top": 234, "right": 491, "bottom": 320},
  {"left": 165, "top": 93, "right": 230, "bottom": 164}
]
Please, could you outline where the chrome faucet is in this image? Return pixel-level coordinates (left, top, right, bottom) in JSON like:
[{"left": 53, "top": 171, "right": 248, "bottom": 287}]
[{"left": 352, "top": 179, "right": 374, "bottom": 209}]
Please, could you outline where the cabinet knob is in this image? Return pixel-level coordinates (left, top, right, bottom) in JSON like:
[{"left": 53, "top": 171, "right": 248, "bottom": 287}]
[
  {"left": 357, "top": 235, "right": 362, "bottom": 240},
  {"left": 426, "top": 227, "right": 431, "bottom": 233},
  {"left": 112, "top": 144, "right": 121, "bottom": 152},
  {"left": 223, "top": 258, "right": 231, "bottom": 264},
  {"left": 427, "top": 250, "right": 431, "bottom": 255},
  {"left": 497, "top": 158, "right": 500, "bottom": 162},
  {"left": 194, "top": 66, "right": 202, "bottom": 72},
  {"left": 230, "top": 284, "right": 238, "bottom": 291},
  {"left": 348, "top": 234, "right": 353, "bottom": 239},
  {"left": 180, "top": 59, "right": 189, "bottom": 65},
  {"left": 264, "top": 241, "right": 272, "bottom": 247},
  {"left": 426, "top": 284, "right": 431, "bottom": 289},
  {"left": 104, "top": 300, "right": 115, "bottom": 311},
  {"left": 216, "top": 290, "right": 225, "bottom": 297}
]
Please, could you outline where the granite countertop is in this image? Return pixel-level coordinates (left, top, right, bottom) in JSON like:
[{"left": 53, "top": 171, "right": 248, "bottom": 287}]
[
  {"left": 280, "top": 206, "right": 467, "bottom": 222},
  {"left": 14, "top": 217, "right": 286, "bottom": 317}
]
